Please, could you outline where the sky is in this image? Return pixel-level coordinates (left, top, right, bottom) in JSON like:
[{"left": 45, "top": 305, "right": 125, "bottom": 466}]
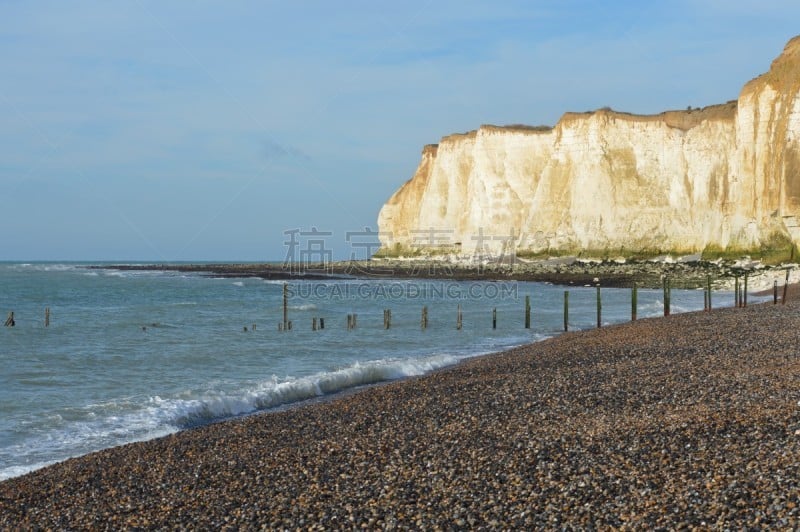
[{"left": 1, "top": 1, "right": 800, "bottom": 261}]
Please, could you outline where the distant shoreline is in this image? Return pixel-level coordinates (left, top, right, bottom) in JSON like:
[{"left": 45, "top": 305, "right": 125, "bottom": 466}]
[{"left": 88, "top": 257, "right": 793, "bottom": 289}]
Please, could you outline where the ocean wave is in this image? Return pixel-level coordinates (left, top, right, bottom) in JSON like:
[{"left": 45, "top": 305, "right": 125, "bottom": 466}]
[
  {"left": 6, "top": 263, "right": 78, "bottom": 272},
  {"left": 169, "top": 353, "right": 460, "bottom": 427},
  {"left": 0, "top": 462, "right": 59, "bottom": 482},
  {"left": 288, "top": 304, "right": 317, "bottom": 311},
  {"left": 0, "top": 352, "right": 466, "bottom": 481}
]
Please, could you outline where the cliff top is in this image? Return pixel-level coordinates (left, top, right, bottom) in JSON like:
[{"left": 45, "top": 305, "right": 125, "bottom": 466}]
[
  {"left": 428, "top": 35, "right": 798, "bottom": 146},
  {"left": 433, "top": 100, "right": 737, "bottom": 146},
  {"left": 561, "top": 101, "right": 738, "bottom": 131},
  {"left": 742, "top": 34, "right": 800, "bottom": 96}
]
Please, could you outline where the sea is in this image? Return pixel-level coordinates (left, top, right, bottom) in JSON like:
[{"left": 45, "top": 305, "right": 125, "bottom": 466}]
[{"left": 0, "top": 261, "right": 747, "bottom": 481}]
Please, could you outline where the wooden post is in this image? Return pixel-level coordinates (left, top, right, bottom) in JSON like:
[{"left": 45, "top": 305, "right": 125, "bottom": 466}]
[
  {"left": 774, "top": 280, "right": 779, "bottom": 304},
  {"left": 667, "top": 278, "right": 672, "bottom": 316},
  {"left": 524, "top": 295, "right": 531, "bottom": 329},
  {"left": 347, "top": 314, "right": 352, "bottom": 330},
  {"left": 743, "top": 274, "right": 748, "bottom": 308},
  {"left": 660, "top": 278, "right": 671, "bottom": 316},
  {"left": 456, "top": 304, "right": 462, "bottom": 330},
  {"left": 596, "top": 285, "right": 602, "bottom": 328},
  {"left": 492, "top": 308, "right": 497, "bottom": 330},
  {"left": 704, "top": 288, "right": 708, "bottom": 311},
  {"left": 320, "top": 317, "right": 325, "bottom": 330},
  {"left": 252, "top": 323, "right": 256, "bottom": 331},
  {"left": 736, "top": 276, "right": 741, "bottom": 308},
  {"left": 4, "top": 311, "right": 14, "bottom": 327},
  {"left": 383, "top": 309, "right": 392, "bottom": 329},
  {"left": 739, "top": 276, "right": 744, "bottom": 307},
  {"left": 631, "top": 283, "right": 637, "bottom": 321},
  {"left": 783, "top": 269, "right": 790, "bottom": 305},
  {"left": 563, "top": 291, "right": 569, "bottom": 332},
  {"left": 707, "top": 275, "right": 712, "bottom": 310},
  {"left": 312, "top": 317, "right": 317, "bottom": 331},
  {"left": 45, "top": 307, "right": 50, "bottom": 327},
  {"left": 283, "top": 284, "right": 290, "bottom": 326},
  {"left": 421, "top": 306, "right": 428, "bottom": 330},
  {"left": 287, "top": 320, "right": 292, "bottom": 331}
]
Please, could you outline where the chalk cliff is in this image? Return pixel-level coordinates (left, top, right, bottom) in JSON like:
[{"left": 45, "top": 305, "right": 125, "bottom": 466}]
[{"left": 377, "top": 36, "right": 800, "bottom": 260}]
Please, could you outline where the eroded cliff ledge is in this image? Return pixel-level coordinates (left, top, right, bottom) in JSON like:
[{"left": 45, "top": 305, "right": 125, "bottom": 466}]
[{"left": 378, "top": 36, "right": 800, "bottom": 262}]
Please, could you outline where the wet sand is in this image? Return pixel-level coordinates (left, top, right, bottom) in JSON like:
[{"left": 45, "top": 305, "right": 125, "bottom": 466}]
[{"left": 2, "top": 292, "right": 799, "bottom": 528}]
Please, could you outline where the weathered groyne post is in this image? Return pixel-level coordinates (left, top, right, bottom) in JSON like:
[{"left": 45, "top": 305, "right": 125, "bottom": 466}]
[
  {"left": 492, "top": 308, "right": 497, "bottom": 330},
  {"left": 563, "top": 291, "right": 569, "bottom": 332},
  {"left": 45, "top": 307, "right": 50, "bottom": 327},
  {"left": 456, "top": 304, "right": 463, "bottom": 330},
  {"left": 283, "top": 283, "right": 289, "bottom": 324},
  {"left": 4, "top": 311, "right": 14, "bottom": 327},
  {"left": 667, "top": 278, "right": 671, "bottom": 315},
  {"left": 524, "top": 295, "right": 531, "bottom": 329},
  {"left": 743, "top": 274, "right": 748, "bottom": 307},
  {"left": 596, "top": 284, "right": 602, "bottom": 328},
  {"left": 734, "top": 276, "right": 740, "bottom": 308},
  {"left": 631, "top": 283, "right": 637, "bottom": 321},
  {"left": 421, "top": 306, "right": 428, "bottom": 330},
  {"left": 774, "top": 280, "right": 779, "bottom": 304},
  {"left": 383, "top": 309, "right": 392, "bottom": 329},
  {"left": 783, "top": 270, "right": 790, "bottom": 305},
  {"left": 707, "top": 275, "right": 712, "bottom": 310}
]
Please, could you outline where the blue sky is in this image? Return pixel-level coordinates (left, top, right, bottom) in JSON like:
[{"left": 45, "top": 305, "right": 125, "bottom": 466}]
[{"left": 2, "top": 1, "right": 799, "bottom": 261}]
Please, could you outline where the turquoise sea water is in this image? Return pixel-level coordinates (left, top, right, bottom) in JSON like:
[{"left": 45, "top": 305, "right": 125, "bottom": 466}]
[{"left": 0, "top": 262, "right": 740, "bottom": 480}]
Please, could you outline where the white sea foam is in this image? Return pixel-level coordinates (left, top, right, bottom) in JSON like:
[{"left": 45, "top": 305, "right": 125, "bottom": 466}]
[
  {"left": 0, "top": 353, "right": 466, "bottom": 480},
  {"left": 0, "top": 461, "right": 59, "bottom": 481},
  {"left": 9, "top": 263, "right": 77, "bottom": 272},
  {"left": 288, "top": 304, "right": 317, "bottom": 311},
  {"left": 169, "top": 353, "right": 462, "bottom": 427}
]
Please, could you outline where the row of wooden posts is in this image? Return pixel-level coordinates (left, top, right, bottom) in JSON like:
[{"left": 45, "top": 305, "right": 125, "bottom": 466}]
[
  {"left": 3, "top": 273, "right": 789, "bottom": 331},
  {"left": 277, "top": 274, "right": 790, "bottom": 333},
  {"left": 3, "top": 308, "right": 49, "bottom": 328}
]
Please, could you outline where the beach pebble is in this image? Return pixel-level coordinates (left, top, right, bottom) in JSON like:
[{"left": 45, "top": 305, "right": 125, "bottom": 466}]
[{"left": 1, "top": 296, "right": 800, "bottom": 528}]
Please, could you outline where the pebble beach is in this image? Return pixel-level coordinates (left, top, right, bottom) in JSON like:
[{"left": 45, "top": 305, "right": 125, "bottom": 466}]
[{"left": 2, "top": 292, "right": 800, "bottom": 529}]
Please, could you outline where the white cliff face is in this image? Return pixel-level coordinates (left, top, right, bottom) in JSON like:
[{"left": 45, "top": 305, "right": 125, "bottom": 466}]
[{"left": 378, "top": 36, "right": 800, "bottom": 259}]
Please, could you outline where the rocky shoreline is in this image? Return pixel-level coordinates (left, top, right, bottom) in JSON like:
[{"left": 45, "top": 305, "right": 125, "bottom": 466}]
[
  {"left": 2, "top": 288, "right": 799, "bottom": 528},
  {"left": 90, "top": 256, "right": 794, "bottom": 289}
]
